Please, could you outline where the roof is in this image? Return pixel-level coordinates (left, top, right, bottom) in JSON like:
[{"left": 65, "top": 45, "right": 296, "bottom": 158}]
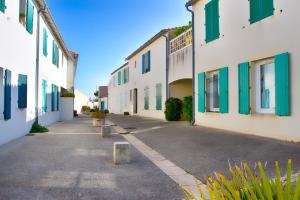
[
  {"left": 110, "top": 62, "right": 129, "bottom": 75},
  {"left": 34, "top": 0, "right": 71, "bottom": 58},
  {"left": 99, "top": 86, "right": 108, "bottom": 98},
  {"left": 186, "top": 0, "right": 200, "bottom": 6},
  {"left": 125, "top": 28, "right": 176, "bottom": 60}
]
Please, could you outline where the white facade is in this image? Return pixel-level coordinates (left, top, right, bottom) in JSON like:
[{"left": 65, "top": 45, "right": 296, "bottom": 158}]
[
  {"left": 74, "top": 89, "right": 91, "bottom": 113},
  {"left": 0, "top": 0, "right": 77, "bottom": 145},
  {"left": 191, "top": 0, "right": 300, "bottom": 141}
]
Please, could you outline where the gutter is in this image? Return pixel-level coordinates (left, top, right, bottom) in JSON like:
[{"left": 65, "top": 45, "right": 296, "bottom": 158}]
[
  {"left": 35, "top": 6, "right": 47, "bottom": 123},
  {"left": 185, "top": 3, "right": 196, "bottom": 125},
  {"left": 162, "top": 35, "right": 170, "bottom": 100}
]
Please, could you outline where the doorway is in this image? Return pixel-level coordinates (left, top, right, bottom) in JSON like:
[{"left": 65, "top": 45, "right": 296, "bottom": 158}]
[{"left": 133, "top": 88, "right": 138, "bottom": 114}]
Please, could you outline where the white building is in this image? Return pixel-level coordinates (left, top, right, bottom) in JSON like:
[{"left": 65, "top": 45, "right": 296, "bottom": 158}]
[
  {"left": 108, "top": 28, "right": 193, "bottom": 119},
  {"left": 98, "top": 86, "right": 108, "bottom": 111},
  {"left": 0, "top": 0, "right": 77, "bottom": 145},
  {"left": 187, "top": 0, "right": 300, "bottom": 141},
  {"left": 74, "top": 89, "right": 91, "bottom": 113}
]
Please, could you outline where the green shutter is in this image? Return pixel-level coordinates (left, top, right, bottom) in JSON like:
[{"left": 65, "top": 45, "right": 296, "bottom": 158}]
[
  {"left": 0, "top": 0, "right": 6, "bottom": 13},
  {"left": 43, "top": 29, "right": 48, "bottom": 56},
  {"left": 219, "top": 67, "right": 228, "bottom": 113},
  {"left": 144, "top": 87, "right": 149, "bottom": 110},
  {"left": 42, "top": 80, "right": 47, "bottom": 112},
  {"left": 118, "top": 71, "right": 121, "bottom": 85},
  {"left": 156, "top": 83, "right": 162, "bottom": 110},
  {"left": 275, "top": 52, "right": 290, "bottom": 116},
  {"left": 56, "top": 86, "right": 60, "bottom": 111},
  {"left": 147, "top": 50, "right": 151, "bottom": 72},
  {"left": 18, "top": 74, "right": 27, "bottom": 109},
  {"left": 250, "top": 0, "right": 274, "bottom": 24},
  {"left": 238, "top": 62, "right": 250, "bottom": 114},
  {"left": 51, "top": 84, "right": 55, "bottom": 112},
  {"left": 142, "top": 54, "right": 145, "bottom": 74},
  {"left": 26, "top": 0, "right": 34, "bottom": 34},
  {"left": 198, "top": 72, "right": 205, "bottom": 112},
  {"left": 4, "top": 69, "right": 11, "bottom": 120},
  {"left": 205, "top": 0, "right": 219, "bottom": 43},
  {"left": 52, "top": 41, "right": 56, "bottom": 65}
]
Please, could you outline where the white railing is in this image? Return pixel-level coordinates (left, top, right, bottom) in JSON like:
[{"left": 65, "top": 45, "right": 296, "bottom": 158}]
[{"left": 170, "top": 28, "right": 192, "bottom": 54}]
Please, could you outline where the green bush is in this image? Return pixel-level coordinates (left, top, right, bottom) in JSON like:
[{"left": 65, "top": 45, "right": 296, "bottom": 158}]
[
  {"left": 90, "top": 111, "right": 105, "bottom": 119},
  {"left": 124, "top": 112, "right": 130, "bottom": 116},
  {"left": 104, "top": 109, "right": 109, "bottom": 114},
  {"left": 180, "top": 160, "right": 300, "bottom": 200},
  {"left": 173, "top": 22, "right": 192, "bottom": 37},
  {"left": 182, "top": 96, "right": 193, "bottom": 123},
  {"left": 30, "top": 122, "right": 48, "bottom": 133},
  {"left": 61, "top": 92, "right": 75, "bottom": 98},
  {"left": 81, "top": 106, "right": 90, "bottom": 113},
  {"left": 164, "top": 98, "right": 182, "bottom": 121}
]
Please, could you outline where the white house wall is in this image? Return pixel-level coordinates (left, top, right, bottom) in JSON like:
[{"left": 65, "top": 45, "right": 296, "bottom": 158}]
[
  {"left": 193, "top": 0, "right": 300, "bottom": 141},
  {"left": 74, "top": 89, "right": 90, "bottom": 113}
]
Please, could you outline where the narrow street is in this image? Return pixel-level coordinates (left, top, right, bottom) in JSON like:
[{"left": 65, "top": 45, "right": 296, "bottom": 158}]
[{"left": 0, "top": 115, "right": 182, "bottom": 200}]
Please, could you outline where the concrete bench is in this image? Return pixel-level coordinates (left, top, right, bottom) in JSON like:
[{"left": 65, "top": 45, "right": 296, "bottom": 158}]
[
  {"left": 101, "top": 125, "right": 111, "bottom": 138},
  {"left": 113, "top": 141, "right": 130, "bottom": 164}
]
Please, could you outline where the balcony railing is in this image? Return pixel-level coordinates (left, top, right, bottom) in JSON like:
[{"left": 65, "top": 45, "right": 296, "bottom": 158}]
[{"left": 170, "top": 28, "right": 192, "bottom": 54}]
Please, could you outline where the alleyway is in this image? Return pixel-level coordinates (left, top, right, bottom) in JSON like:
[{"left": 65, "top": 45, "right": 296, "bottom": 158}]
[
  {"left": 0, "top": 115, "right": 182, "bottom": 200},
  {"left": 108, "top": 114, "right": 300, "bottom": 181}
]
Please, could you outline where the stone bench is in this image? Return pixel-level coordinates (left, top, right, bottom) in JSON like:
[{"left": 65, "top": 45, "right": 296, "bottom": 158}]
[{"left": 113, "top": 142, "right": 130, "bottom": 164}]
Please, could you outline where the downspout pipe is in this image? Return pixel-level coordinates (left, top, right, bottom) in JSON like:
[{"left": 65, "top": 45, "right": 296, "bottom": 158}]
[
  {"left": 162, "top": 34, "right": 170, "bottom": 101},
  {"left": 35, "top": 6, "right": 47, "bottom": 123},
  {"left": 185, "top": 2, "right": 196, "bottom": 125}
]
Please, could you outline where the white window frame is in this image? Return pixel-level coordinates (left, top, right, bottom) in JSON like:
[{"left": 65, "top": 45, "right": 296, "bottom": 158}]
[
  {"left": 206, "top": 70, "right": 220, "bottom": 112},
  {"left": 255, "top": 58, "right": 275, "bottom": 114}
]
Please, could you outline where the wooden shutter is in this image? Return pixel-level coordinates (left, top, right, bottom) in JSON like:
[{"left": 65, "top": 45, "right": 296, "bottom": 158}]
[
  {"left": 262, "top": 0, "right": 274, "bottom": 19},
  {"left": 51, "top": 84, "right": 55, "bottom": 111},
  {"left": 147, "top": 50, "right": 151, "bottom": 72},
  {"left": 219, "top": 67, "right": 228, "bottom": 113},
  {"left": 0, "top": 0, "right": 6, "bottom": 13},
  {"left": 56, "top": 86, "right": 60, "bottom": 111},
  {"left": 142, "top": 54, "right": 145, "bottom": 74},
  {"left": 250, "top": 0, "right": 274, "bottom": 24},
  {"left": 18, "top": 74, "right": 27, "bottom": 109},
  {"left": 275, "top": 52, "right": 290, "bottom": 116},
  {"left": 43, "top": 29, "right": 48, "bottom": 56},
  {"left": 205, "top": 0, "right": 219, "bottom": 43},
  {"left": 26, "top": 0, "right": 34, "bottom": 34},
  {"left": 4, "top": 69, "right": 11, "bottom": 120},
  {"left": 156, "top": 83, "right": 162, "bottom": 110},
  {"left": 42, "top": 80, "right": 47, "bottom": 112},
  {"left": 238, "top": 62, "right": 250, "bottom": 114},
  {"left": 198, "top": 72, "right": 205, "bottom": 112},
  {"left": 52, "top": 41, "right": 56, "bottom": 65}
]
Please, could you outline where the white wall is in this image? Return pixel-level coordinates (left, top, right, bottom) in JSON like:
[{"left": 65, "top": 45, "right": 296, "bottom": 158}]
[
  {"left": 193, "top": 0, "right": 300, "bottom": 141},
  {"left": 60, "top": 97, "right": 74, "bottom": 121},
  {"left": 74, "top": 89, "right": 91, "bottom": 113}
]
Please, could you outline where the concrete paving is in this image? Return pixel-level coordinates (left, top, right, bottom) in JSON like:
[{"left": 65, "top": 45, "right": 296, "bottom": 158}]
[
  {"left": 0, "top": 115, "right": 183, "bottom": 200},
  {"left": 107, "top": 114, "right": 300, "bottom": 182}
]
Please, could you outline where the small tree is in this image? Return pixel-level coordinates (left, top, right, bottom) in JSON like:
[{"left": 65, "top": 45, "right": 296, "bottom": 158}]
[
  {"left": 182, "top": 96, "right": 193, "bottom": 123},
  {"left": 164, "top": 98, "right": 183, "bottom": 121}
]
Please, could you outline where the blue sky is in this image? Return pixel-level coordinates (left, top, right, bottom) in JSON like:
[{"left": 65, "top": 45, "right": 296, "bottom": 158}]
[{"left": 46, "top": 0, "right": 190, "bottom": 98}]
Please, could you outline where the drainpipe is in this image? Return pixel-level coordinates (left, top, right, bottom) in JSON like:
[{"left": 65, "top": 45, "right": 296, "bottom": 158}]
[
  {"left": 162, "top": 34, "right": 170, "bottom": 100},
  {"left": 35, "top": 6, "right": 47, "bottom": 123},
  {"left": 185, "top": 2, "right": 196, "bottom": 125}
]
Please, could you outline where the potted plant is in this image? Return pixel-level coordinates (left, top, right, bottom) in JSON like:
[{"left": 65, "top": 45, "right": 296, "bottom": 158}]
[
  {"left": 91, "top": 111, "right": 105, "bottom": 127},
  {"left": 19, "top": 13, "right": 26, "bottom": 26}
]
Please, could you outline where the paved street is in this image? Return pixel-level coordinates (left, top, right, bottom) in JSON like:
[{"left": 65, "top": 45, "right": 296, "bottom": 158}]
[
  {"left": 108, "top": 114, "right": 300, "bottom": 181},
  {"left": 0, "top": 115, "right": 182, "bottom": 200}
]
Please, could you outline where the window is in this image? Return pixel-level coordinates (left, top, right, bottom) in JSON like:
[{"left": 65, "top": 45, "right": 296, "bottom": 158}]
[
  {"left": 250, "top": 0, "right": 274, "bottom": 24},
  {"left": 52, "top": 41, "right": 59, "bottom": 67},
  {"left": 43, "top": 28, "right": 48, "bottom": 57},
  {"left": 123, "top": 67, "right": 129, "bottom": 84},
  {"left": 144, "top": 86, "right": 149, "bottom": 110},
  {"left": 156, "top": 83, "right": 162, "bottom": 110},
  {"left": 18, "top": 74, "right": 27, "bottom": 109},
  {"left": 205, "top": 0, "right": 219, "bottom": 43},
  {"left": 206, "top": 71, "right": 219, "bottom": 112},
  {"left": 19, "top": 0, "right": 34, "bottom": 34},
  {"left": 51, "top": 84, "right": 59, "bottom": 112},
  {"left": 0, "top": 0, "right": 6, "bottom": 13},
  {"left": 4, "top": 69, "right": 11, "bottom": 120},
  {"left": 142, "top": 50, "right": 151, "bottom": 74},
  {"left": 255, "top": 59, "right": 275, "bottom": 114},
  {"left": 118, "top": 71, "right": 121, "bottom": 85},
  {"left": 0, "top": 68, "right": 4, "bottom": 119},
  {"left": 42, "top": 80, "right": 47, "bottom": 113}
]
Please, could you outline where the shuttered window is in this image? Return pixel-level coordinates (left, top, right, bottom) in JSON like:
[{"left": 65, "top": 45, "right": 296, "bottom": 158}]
[
  {"left": 205, "top": 0, "right": 219, "bottom": 43},
  {"left": 0, "top": 0, "right": 6, "bottom": 13},
  {"left": 144, "top": 86, "right": 149, "bottom": 110},
  {"left": 18, "top": 74, "right": 27, "bottom": 109},
  {"left": 275, "top": 52, "right": 290, "bottom": 116},
  {"left": 43, "top": 28, "right": 48, "bottom": 57},
  {"left": 198, "top": 72, "right": 205, "bottom": 112},
  {"left": 42, "top": 80, "right": 47, "bottom": 112},
  {"left": 4, "top": 69, "right": 11, "bottom": 120},
  {"left": 52, "top": 41, "right": 59, "bottom": 67},
  {"left": 250, "top": 0, "right": 274, "bottom": 24},
  {"left": 118, "top": 71, "right": 121, "bottom": 85},
  {"left": 238, "top": 62, "right": 250, "bottom": 114},
  {"left": 26, "top": 0, "right": 34, "bottom": 34},
  {"left": 57, "top": 87, "right": 60, "bottom": 111},
  {"left": 142, "top": 51, "right": 151, "bottom": 74},
  {"left": 219, "top": 67, "right": 228, "bottom": 113},
  {"left": 156, "top": 83, "right": 162, "bottom": 110},
  {"left": 51, "top": 84, "right": 57, "bottom": 112}
]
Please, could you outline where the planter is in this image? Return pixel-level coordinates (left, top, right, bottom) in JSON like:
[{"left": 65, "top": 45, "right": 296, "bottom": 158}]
[
  {"left": 60, "top": 97, "right": 74, "bottom": 121},
  {"left": 92, "top": 118, "right": 101, "bottom": 127},
  {"left": 101, "top": 125, "right": 111, "bottom": 138}
]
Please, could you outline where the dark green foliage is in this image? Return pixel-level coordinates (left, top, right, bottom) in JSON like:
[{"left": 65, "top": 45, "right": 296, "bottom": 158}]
[
  {"left": 61, "top": 92, "right": 75, "bottom": 98},
  {"left": 173, "top": 22, "right": 192, "bottom": 37},
  {"left": 165, "top": 98, "right": 183, "bottom": 121},
  {"left": 182, "top": 96, "right": 193, "bottom": 123},
  {"left": 30, "top": 122, "right": 48, "bottom": 133},
  {"left": 124, "top": 112, "right": 130, "bottom": 116},
  {"left": 104, "top": 109, "right": 109, "bottom": 114},
  {"left": 81, "top": 106, "right": 90, "bottom": 113}
]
